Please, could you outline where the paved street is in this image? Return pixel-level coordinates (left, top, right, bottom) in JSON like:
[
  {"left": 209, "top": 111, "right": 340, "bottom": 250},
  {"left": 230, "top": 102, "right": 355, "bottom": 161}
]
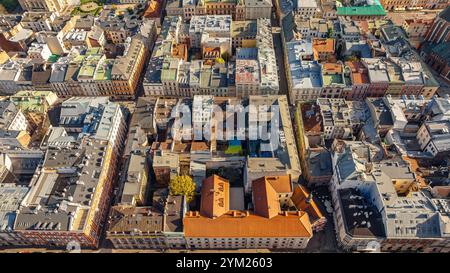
[
  {"left": 272, "top": 28, "right": 289, "bottom": 98},
  {"left": 303, "top": 187, "right": 339, "bottom": 253}
]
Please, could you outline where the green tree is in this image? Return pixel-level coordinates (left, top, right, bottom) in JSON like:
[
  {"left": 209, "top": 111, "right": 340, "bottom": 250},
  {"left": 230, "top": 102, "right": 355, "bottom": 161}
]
[
  {"left": 221, "top": 52, "right": 231, "bottom": 62},
  {"left": 215, "top": 57, "right": 225, "bottom": 64},
  {"left": 345, "top": 55, "right": 360, "bottom": 62},
  {"left": 327, "top": 28, "right": 334, "bottom": 38},
  {"left": 169, "top": 175, "right": 196, "bottom": 202}
]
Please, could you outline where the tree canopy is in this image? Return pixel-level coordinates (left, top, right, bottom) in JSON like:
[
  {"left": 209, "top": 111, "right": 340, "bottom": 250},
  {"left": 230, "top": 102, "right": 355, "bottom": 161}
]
[{"left": 169, "top": 175, "right": 196, "bottom": 202}]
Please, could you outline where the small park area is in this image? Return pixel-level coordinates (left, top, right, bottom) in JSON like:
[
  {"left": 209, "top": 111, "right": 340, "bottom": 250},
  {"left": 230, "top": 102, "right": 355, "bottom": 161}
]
[{"left": 71, "top": 0, "right": 104, "bottom": 16}]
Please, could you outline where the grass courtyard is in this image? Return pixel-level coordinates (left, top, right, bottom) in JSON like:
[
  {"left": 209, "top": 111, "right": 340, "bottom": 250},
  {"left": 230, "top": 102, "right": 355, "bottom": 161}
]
[{"left": 71, "top": 0, "right": 105, "bottom": 16}]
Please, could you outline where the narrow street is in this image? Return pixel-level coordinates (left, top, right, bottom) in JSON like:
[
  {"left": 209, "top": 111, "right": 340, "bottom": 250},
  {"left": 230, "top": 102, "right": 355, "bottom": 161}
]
[{"left": 272, "top": 28, "right": 289, "bottom": 98}]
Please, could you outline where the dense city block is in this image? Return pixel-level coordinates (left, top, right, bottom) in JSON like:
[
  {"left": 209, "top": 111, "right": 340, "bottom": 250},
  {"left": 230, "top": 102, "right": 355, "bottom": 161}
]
[{"left": 0, "top": 0, "right": 449, "bottom": 253}]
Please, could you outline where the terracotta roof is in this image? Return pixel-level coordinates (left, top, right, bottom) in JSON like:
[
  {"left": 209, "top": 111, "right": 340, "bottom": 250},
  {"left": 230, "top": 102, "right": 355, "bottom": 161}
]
[
  {"left": 252, "top": 177, "right": 280, "bottom": 219},
  {"left": 172, "top": 141, "right": 191, "bottom": 153},
  {"left": 404, "top": 18, "right": 434, "bottom": 25},
  {"left": 200, "top": 175, "right": 230, "bottom": 218},
  {"left": 151, "top": 141, "right": 172, "bottom": 151},
  {"left": 301, "top": 103, "right": 323, "bottom": 134},
  {"left": 186, "top": 175, "right": 313, "bottom": 238},
  {"left": 291, "top": 185, "right": 324, "bottom": 224},
  {"left": 144, "top": 0, "right": 163, "bottom": 18},
  {"left": 184, "top": 210, "right": 313, "bottom": 238},
  {"left": 191, "top": 141, "right": 209, "bottom": 152},
  {"left": 357, "top": 20, "right": 369, "bottom": 35},
  {"left": 345, "top": 61, "right": 370, "bottom": 84},
  {"left": 313, "top": 38, "right": 335, "bottom": 53},
  {"left": 172, "top": 44, "right": 188, "bottom": 61},
  {"left": 257, "top": 175, "right": 292, "bottom": 193},
  {"left": 323, "top": 62, "right": 343, "bottom": 73}
]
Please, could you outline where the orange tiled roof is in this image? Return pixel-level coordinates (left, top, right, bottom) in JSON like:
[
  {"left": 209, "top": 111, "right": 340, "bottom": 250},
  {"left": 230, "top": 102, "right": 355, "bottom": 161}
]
[
  {"left": 322, "top": 62, "right": 343, "bottom": 73},
  {"left": 172, "top": 141, "right": 191, "bottom": 153},
  {"left": 191, "top": 141, "right": 209, "bottom": 152},
  {"left": 252, "top": 177, "right": 280, "bottom": 219},
  {"left": 404, "top": 18, "right": 434, "bottom": 25},
  {"left": 151, "top": 141, "right": 173, "bottom": 151},
  {"left": 187, "top": 175, "right": 313, "bottom": 238},
  {"left": 144, "top": 0, "right": 162, "bottom": 18},
  {"left": 345, "top": 61, "right": 370, "bottom": 84},
  {"left": 291, "top": 185, "right": 324, "bottom": 224},
  {"left": 357, "top": 21, "right": 369, "bottom": 35},
  {"left": 313, "top": 38, "right": 335, "bottom": 53},
  {"left": 184, "top": 210, "right": 313, "bottom": 238},
  {"left": 172, "top": 44, "right": 188, "bottom": 61},
  {"left": 301, "top": 103, "right": 323, "bottom": 134},
  {"left": 200, "top": 175, "right": 230, "bottom": 218},
  {"left": 260, "top": 175, "right": 292, "bottom": 193},
  {"left": 402, "top": 156, "right": 427, "bottom": 188}
]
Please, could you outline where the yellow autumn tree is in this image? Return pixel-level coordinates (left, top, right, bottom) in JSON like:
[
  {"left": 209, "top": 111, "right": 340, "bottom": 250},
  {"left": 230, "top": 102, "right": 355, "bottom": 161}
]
[{"left": 169, "top": 175, "right": 196, "bottom": 202}]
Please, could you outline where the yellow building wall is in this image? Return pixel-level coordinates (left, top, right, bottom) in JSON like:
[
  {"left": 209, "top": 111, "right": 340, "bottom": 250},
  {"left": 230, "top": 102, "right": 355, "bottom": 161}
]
[{"left": 242, "top": 40, "right": 257, "bottom": 48}]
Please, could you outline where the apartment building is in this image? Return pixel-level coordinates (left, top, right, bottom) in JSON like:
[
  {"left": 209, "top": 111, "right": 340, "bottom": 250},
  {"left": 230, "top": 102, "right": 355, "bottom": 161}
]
[
  {"left": 312, "top": 38, "right": 335, "bottom": 62},
  {"left": 288, "top": 59, "right": 323, "bottom": 102},
  {"left": 293, "top": 17, "right": 333, "bottom": 40},
  {"left": 9, "top": 90, "right": 58, "bottom": 113},
  {"left": 153, "top": 152, "right": 180, "bottom": 188},
  {"left": 97, "top": 16, "right": 139, "bottom": 45},
  {"left": 231, "top": 20, "right": 257, "bottom": 49},
  {"left": 0, "top": 101, "right": 29, "bottom": 132},
  {"left": 329, "top": 140, "right": 385, "bottom": 251},
  {"left": 0, "top": 150, "right": 43, "bottom": 183},
  {"left": 303, "top": 148, "right": 333, "bottom": 187},
  {"left": 245, "top": 95, "right": 301, "bottom": 191},
  {"left": 380, "top": 0, "right": 447, "bottom": 11},
  {"left": 239, "top": 0, "right": 273, "bottom": 20},
  {"left": 119, "top": 154, "right": 150, "bottom": 207},
  {"left": 189, "top": 15, "right": 232, "bottom": 49},
  {"left": 417, "top": 120, "right": 450, "bottom": 160},
  {"left": 143, "top": 56, "right": 165, "bottom": 96},
  {"left": 321, "top": 62, "right": 347, "bottom": 99},
  {"left": 197, "top": 0, "right": 237, "bottom": 19},
  {"left": 296, "top": 0, "right": 318, "bottom": 19},
  {"left": 183, "top": 0, "right": 198, "bottom": 19},
  {"left": 19, "top": 12, "right": 52, "bottom": 32},
  {"left": 362, "top": 58, "right": 389, "bottom": 98},
  {"left": 330, "top": 141, "right": 450, "bottom": 252},
  {"left": 14, "top": 138, "right": 117, "bottom": 248},
  {"left": 403, "top": 18, "right": 434, "bottom": 38},
  {"left": 424, "top": 7, "right": 450, "bottom": 44},
  {"left": 421, "top": 41, "right": 450, "bottom": 84},
  {"left": 13, "top": 97, "right": 126, "bottom": 248},
  {"left": 256, "top": 19, "right": 279, "bottom": 95},
  {"left": 316, "top": 98, "right": 354, "bottom": 140},
  {"left": 166, "top": 0, "right": 184, "bottom": 16},
  {"left": 235, "top": 58, "right": 260, "bottom": 97},
  {"left": 0, "top": 176, "right": 30, "bottom": 246},
  {"left": 16, "top": 0, "right": 43, "bottom": 11},
  {"left": 0, "top": 61, "right": 31, "bottom": 95},
  {"left": 58, "top": 97, "right": 126, "bottom": 150},
  {"left": 425, "top": 96, "right": 450, "bottom": 122},
  {"left": 111, "top": 37, "right": 149, "bottom": 100},
  {"left": 107, "top": 195, "right": 187, "bottom": 249},
  {"left": 343, "top": 61, "right": 371, "bottom": 100}
]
